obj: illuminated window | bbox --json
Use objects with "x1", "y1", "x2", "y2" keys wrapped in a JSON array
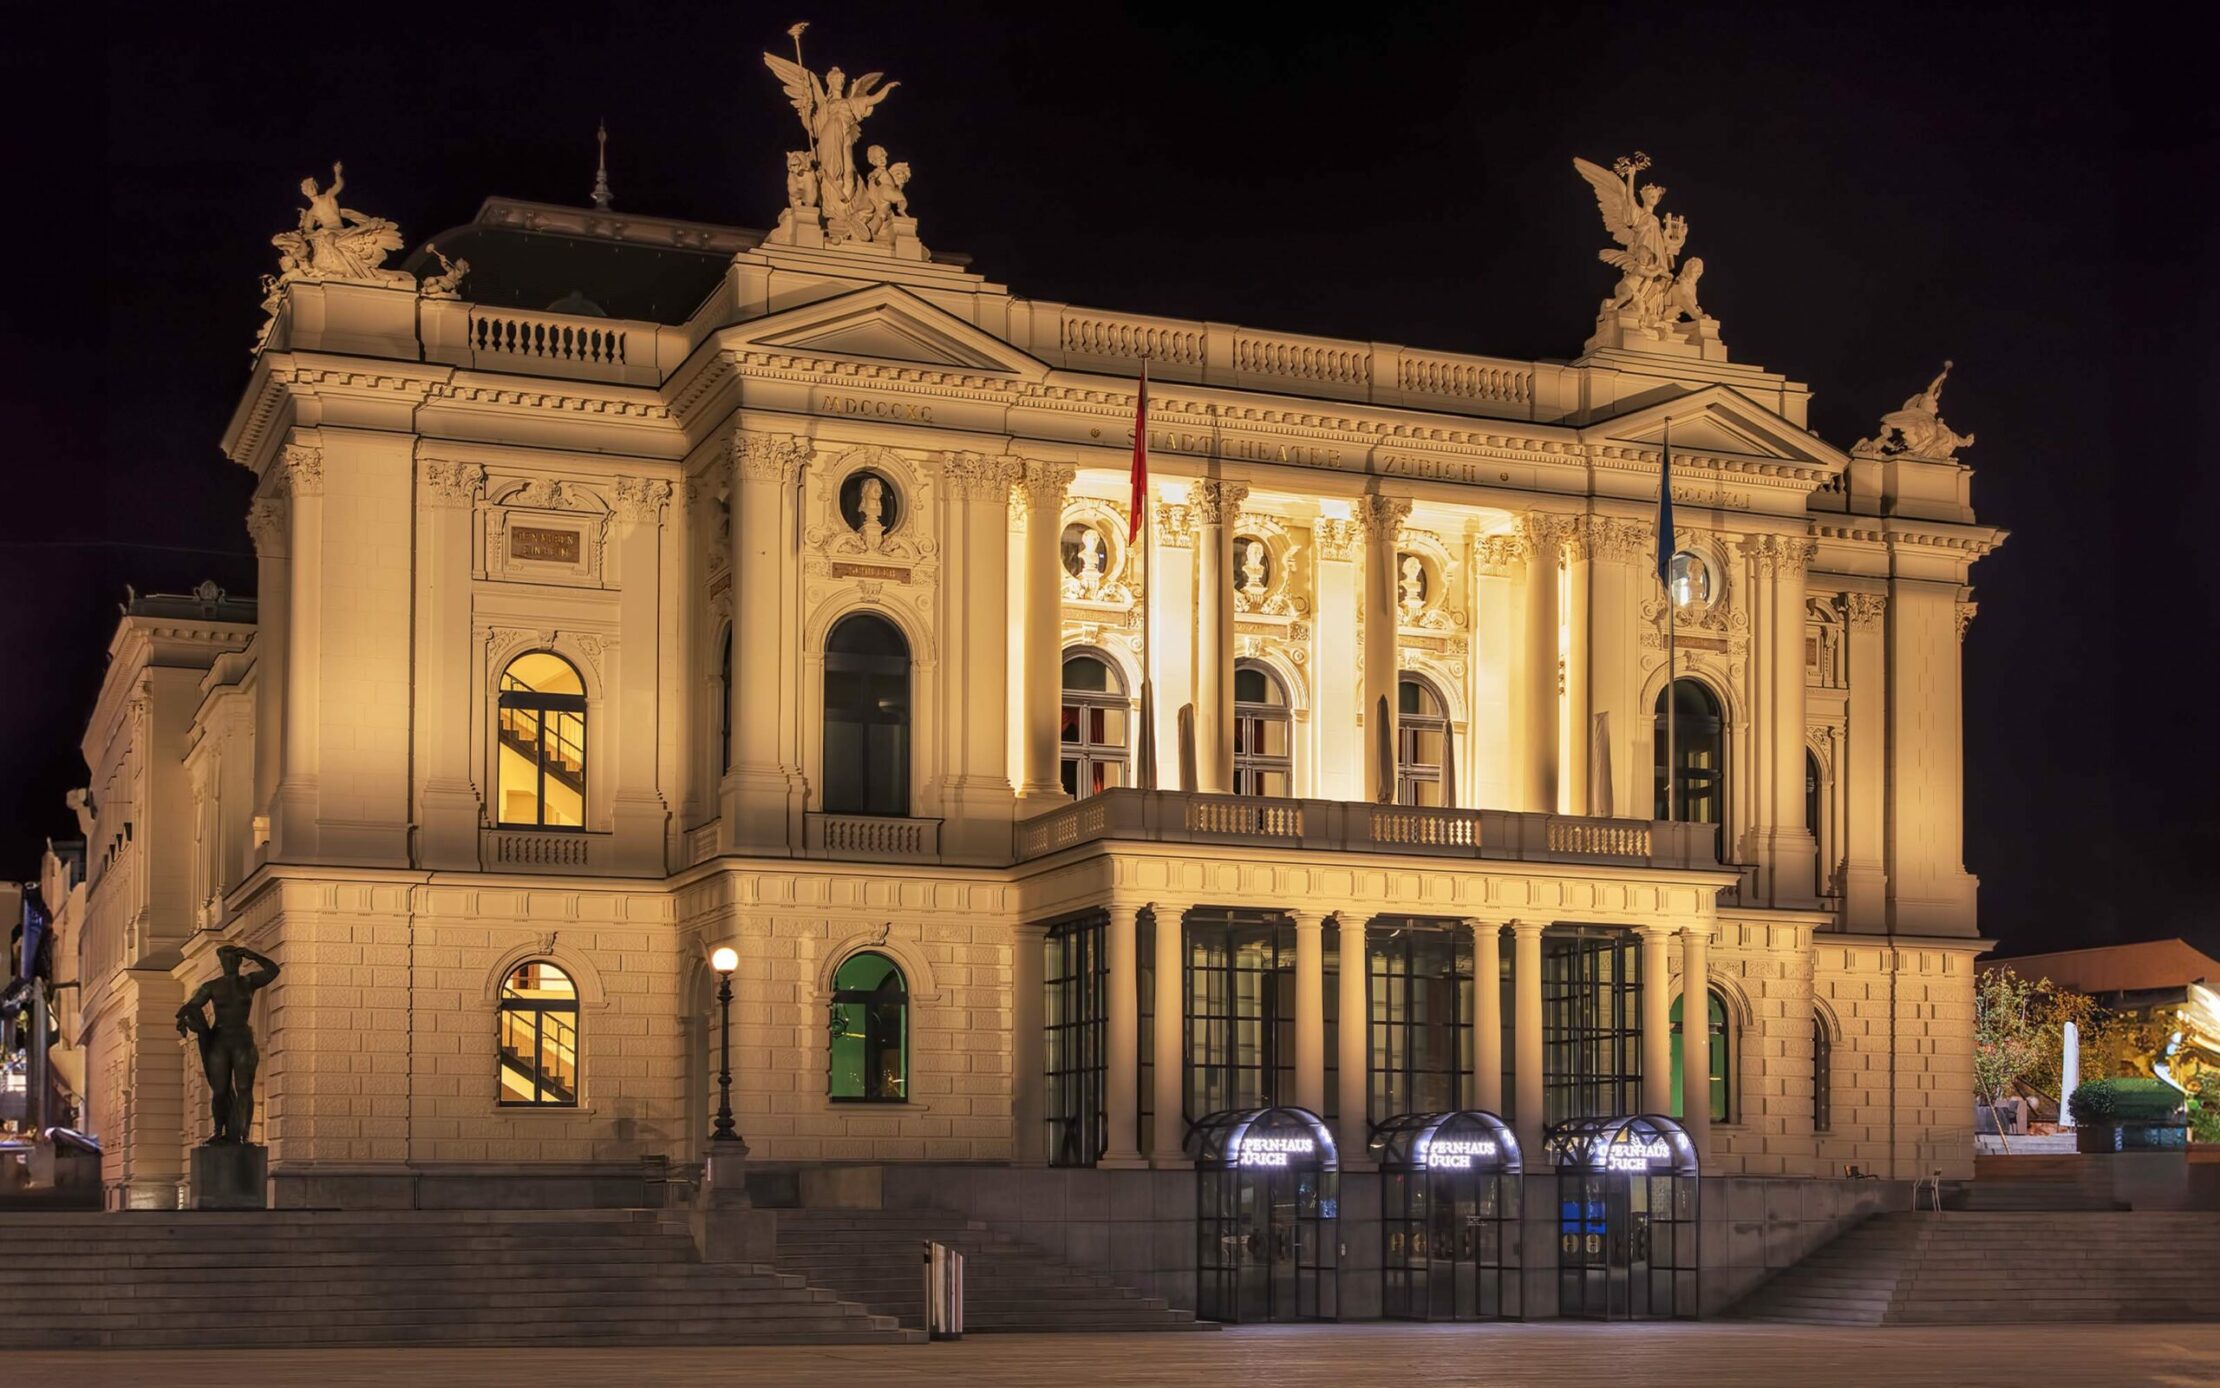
[
  {"x1": 1806, "y1": 749, "x2": 1825, "y2": 895},
  {"x1": 1059, "y1": 652, "x2": 1128, "y2": 799},
  {"x1": 1233, "y1": 661, "x2": 1292, "y2": 797},
  {"x1": 497, "y1": 652, "x2": 586, "y2": 828},
  {"x1": 499, "y1": 961, "x2": 578, "y2": 1106},
  {"x1": 1368, "y1": 921, "x2": 1472, "y2": 1123},
  {"x1": 1396, "y1": 675, "x2": 1450, "y2": 807},
  {"x1": 1668, "y1": 988, "x2": 1732, "y2": 1123},
  {"x1": 1653, "y1": 679, "x2": 1724, "y2": 846},
  {"x1": 823, "y1": 615, "x2": 911, "y2": 817},
  {"x1": 828, "y1": 952, "x2": 908, "y2": 1102},
  {"x1": 1045, "y1": 915, "x2": 1109, "y2": 1167}
]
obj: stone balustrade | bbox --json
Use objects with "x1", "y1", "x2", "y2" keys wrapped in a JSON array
[
  {"x1": 1013, "y1": 789, "x2": 1719, "y2": 871},
  {"x1": 482, "y1": 827, "x2": 607, "y2": 874},
  {"x1": 804, "y1": 812, "x2": 943, "y2": 863}
]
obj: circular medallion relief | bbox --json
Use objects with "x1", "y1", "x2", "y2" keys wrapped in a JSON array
[
  {"x1": 1234, "y1": 535, "x2": 1272, "y2": 594},
  {"x1": 839, "y1": 470, "x2": 901, "y2": 535}
]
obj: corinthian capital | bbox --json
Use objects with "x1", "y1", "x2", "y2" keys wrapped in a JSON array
[
  {"x1": 1742, "y1": 531, "x2": 1816, "y2": 577},
  {"x1": 614, "y1": 475, "x2": 673, "y2": 524},
  {"x1": 940, "y1": 451, "x2": 1026, "y2": 501},
  {"x1": 1016, "y1": 459, "x2": 1076, "y2": 513},
  {"x1": 419, "y1": 458, "x2": 486, "y2": 508},
  {"x1": 1315, "y1": 518, "x2": 1359, "y2": 562},
  {"x1": 246, "y1": 497, "x2": 288, "y2": 557},
  {"x1": 278, "y1": 444, "x2": 324, "y2": 497},
  {"x1": 1189, "y1": 479, "x2": 1251, "y2": 527},
  {"x1": 732, "y1": 431, "x2": 808, "y2": 484},
  {"x1": 1841, "y1": 592, "x2": 1887, "y2": 627},
  {"x1": 1519, "y1": 511, "x2": 1573, "y2": 560},
  {"x1": 1155, "y1": 502, "x2": 1197, "y2": 549}
]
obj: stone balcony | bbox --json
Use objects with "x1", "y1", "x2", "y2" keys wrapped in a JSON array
[{"x1": 1012, "y1": 789, "x2": 1720, "y2": 872}]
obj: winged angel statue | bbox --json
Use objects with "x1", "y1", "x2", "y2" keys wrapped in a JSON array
[
  {"x1": 1573, "y1": 153, "x2": 1706, "y2": 339},
  {"x1": 764, "y1": 24, "x2": 913, "y2": 245}
]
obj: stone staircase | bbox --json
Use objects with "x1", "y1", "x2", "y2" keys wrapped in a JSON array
[
  {"x1": 1733, "y1": 1211, "x2": 2220, "y2": 1324},
  {"x1": 2, "y1": 1209, "x2": 921, "y2": 1348},
  {"x1": 1960, "y1": 1153, "x2": 2125, "y2": 1211},
  {"x1": 773, "y1": 1207, "x2": 1212, "y2": 1332}
]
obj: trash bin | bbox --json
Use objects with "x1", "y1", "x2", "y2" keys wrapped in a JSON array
[{"x1": 923, "y1": 1240, "x2": 964, "y2": 1340}]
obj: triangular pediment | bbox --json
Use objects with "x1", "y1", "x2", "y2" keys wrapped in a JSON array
[
  {"x1": 1588, "y1": 386, "x2": 1847, "y2": 470},
  {"x1": 727, "y1": 284, "x2": 1043, "y2": 376}
]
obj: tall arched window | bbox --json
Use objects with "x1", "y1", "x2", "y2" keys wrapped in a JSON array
[
  {"x1": 823, "y1": 614, "x2": 911, "y2": 817},
  {"x1": 499, "y1": 960, "x2": 578, "y2": 1106},
  {"x1": 828, "y1": 951, "x2": 908, "y2": 1102},
  {"x1": 718, "y1": 624, "x2": 734, "y2": 777},
  {"x1": 1668, "y1": 987, "x2": 1732, "y2": 1123},
  {"x1": 1654, "y1": 679, "x2": 1724, "y2": 831},
  {"x1": 1233, "y1": 660, "x2": 1292, "y2": 797},
  {"x1": 1396, "y1": 675, "x2": 1450, "y2": 807},
  {"x1": 1060, "y1": 652, "x2": 1128, "y2": 799},
  {"x1": 1813, "y1": 1015, "x2": 1832, "y2": 1133},
  {"x1": 497, "y1": 653, "x2": 587, "y2": 828}
]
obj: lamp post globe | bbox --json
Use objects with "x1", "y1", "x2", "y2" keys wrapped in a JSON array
[{"x1": 710, "y1": 947, "x2": 741, "y2": 1144}]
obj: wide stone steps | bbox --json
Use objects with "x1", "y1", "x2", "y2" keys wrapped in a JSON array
[
  {"x1": 773, "y1": 1208, "x2": 1209, "y2": 1333},
  {"x1": 0, "y1": 1210, "x2": 921, "y2": 1348},
  {"x1": 1730, "y1": 1211, "x2": 2220, "y2": 1325}
]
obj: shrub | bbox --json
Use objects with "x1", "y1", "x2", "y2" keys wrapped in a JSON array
[
  {"x1": 2069, "y1": 1078, "x2": 2186, "y2": 1126},
  {"x1": 2190, "y1": 1099, "x2": 2220, "y2": 1145}
]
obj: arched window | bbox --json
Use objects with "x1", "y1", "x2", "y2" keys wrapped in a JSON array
[
  {"x1": 823, "y1": 614, "x2": 910, "y2": 817},
  {"x1": 828, "y1": 951, "x2": 908, "y2": 1102},
  {"x1": 1668, "y1": 987, "x2": 1732, "y2": 1123},
  {"x1": 718, "y1": 624, "x2": 734, "y2": 777},
  {"x1": 1060, "y1": 652, "x2": 1128, "y2": 799},
  {"x1": 499, "y1": 960, "x2": 578, "y2": 1106},
  {"x1": 497, "y1": 653, "x2": 586, "y2": 828},
  {"x1": 1813, "y1": 1016, "x2": 1832, "y2": 1133},
  {"x1": 1805, "y1": 748, "x2": 1824, "y2": 895},
  {"x1": 1233, "y1": 661, "x2": 1292, "y2": 797},
  {"x1": 1654, "y1": 679, "x2": 1724, "y2": 832},
  {"x1": 1396, "y1": 675, "x2": 1450, "y2": 807}
]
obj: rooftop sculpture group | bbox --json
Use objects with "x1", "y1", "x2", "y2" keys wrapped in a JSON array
[
  {"x1": 1852, "y1": 361, "x2": 1976, "y2": 461},
  {"x1": 764, "y1": 23, "x2": 917, "y2": 248},
  {"x1": 1573, "y1": 153, "x2": 1710, "y2": 345},
  {"x1": 252, "y1": 163, "x2": 419, "y2": 351}
]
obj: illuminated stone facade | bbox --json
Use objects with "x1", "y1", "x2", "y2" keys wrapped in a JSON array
[{"x1": 52, "y1": 143, "x2": 1999, "y2": 1212}]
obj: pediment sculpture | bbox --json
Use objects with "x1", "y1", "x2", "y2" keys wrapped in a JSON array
[
  {"x1": 254, "y1": 162, "x2": 412, "y2": 351},
  {"x1": 763, "y1": 23, "x2": 920, "y2": 251},
  {"x1": 1573, "y1": 153, "x2": 1714, "y2": 347},
  {"x1": 1851, "y1": 361, "x2": 1975, "y2": 462}
]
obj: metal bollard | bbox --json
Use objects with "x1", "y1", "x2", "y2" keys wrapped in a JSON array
[{"x1": 923, "y1": 1239, "x2": 965, "y2": 1340}]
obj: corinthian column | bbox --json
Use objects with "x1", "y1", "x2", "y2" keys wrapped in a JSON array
[
  {"x1": 725, "y1": 432, "x2": 808, "y2": 855},
  {"x1": 1360, "y1": 494, "x2": 1412, "y2": 803},
  {"x1": 1017, "y1": 461, "x2": 1075, "y2": 805},
  {"x1": 1190, "y1": 479, "x2": 1246, "y2": 794},
  {"x1": 1518, "y1": 515, "x2": 1567, "y2": 815}
]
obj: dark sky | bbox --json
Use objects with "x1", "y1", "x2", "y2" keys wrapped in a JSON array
[{"x1": 3, "y1": 3, "x2": 2209, "y2": 958}]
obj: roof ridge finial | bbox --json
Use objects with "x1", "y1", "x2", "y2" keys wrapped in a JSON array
[{"x1": 591, "y1": 119, "x2": 613, "y2": 210}]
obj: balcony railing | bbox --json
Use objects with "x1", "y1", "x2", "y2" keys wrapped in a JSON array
[
  {"x1": 483, "y1": 827, "x2": 609, "y2": 875},
  {"x1": 1013, "y1": 790, "x2": 1719, "y2": 871},
  {"x1": 805, "y1": 813, "x2": 943, "y2": 863}
]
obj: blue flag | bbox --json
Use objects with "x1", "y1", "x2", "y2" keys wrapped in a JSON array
[{"x1": 1655, "y1": 419, "x2": 1675, "y2": 590}]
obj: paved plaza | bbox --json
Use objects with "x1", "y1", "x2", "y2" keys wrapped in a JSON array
[{"x1": 22, "y1": 1323, "x2": 2220, "y2": 1387}]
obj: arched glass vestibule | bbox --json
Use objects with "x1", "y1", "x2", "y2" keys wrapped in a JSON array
[
  {"x1": 1375, "y1": 1110, "x2": 1523, "y2": 1320},
  {"x1": 1188, "y1": 1107, "x2": 1339, "y2": 1322},
  {"x1": 1545, "y1": 1114, "x2": 1699, "y2": 1320}
]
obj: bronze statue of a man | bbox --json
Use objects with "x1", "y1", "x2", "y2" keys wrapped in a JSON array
[{"x1": 176, "y1": 944, "x2": 279, "y2": 1145}]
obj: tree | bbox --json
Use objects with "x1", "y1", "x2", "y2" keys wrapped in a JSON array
[{"x1": 1975, "y1": 967, "x2": 2050, "y2": 1124}]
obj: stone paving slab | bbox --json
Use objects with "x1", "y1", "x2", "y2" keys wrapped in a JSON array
[{"x1": 17, "y1": 1322, "x2": 2220, "y2": 1388}]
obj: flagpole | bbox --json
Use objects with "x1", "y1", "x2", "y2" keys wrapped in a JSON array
[
  {"x1": 1134, "y1": 358, "x2": 1157, "y2": 792},
  {"x1": 1663, "y1": 417, "x2": 1677, "y2": 824}
]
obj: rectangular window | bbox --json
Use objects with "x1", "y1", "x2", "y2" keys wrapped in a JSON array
[
  {"x1": 1184, "y1": 913, "x2": 1295, "y2": 1124},
  {"x1": 1542, "y1": 929, "x2": 1641, "y2": 1126},
  {"x1": 1045, "y1": 915, "x2": 1109, "y2": 1167},
  {"x1": 1369, "y1": 921, "x2": 1473, "y2": 1124}
]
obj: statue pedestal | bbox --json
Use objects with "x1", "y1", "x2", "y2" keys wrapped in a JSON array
[
  {"x1": 690, "y1": 1144, "x2": 776, "y2": 1264},
  {"x1": 190, "y1": 1143, "x2": 268, "y2": 1210}
]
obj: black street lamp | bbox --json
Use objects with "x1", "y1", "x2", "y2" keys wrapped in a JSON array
[{"x1": 710, "y1": 946, "x2": 740, "y2": 1144}]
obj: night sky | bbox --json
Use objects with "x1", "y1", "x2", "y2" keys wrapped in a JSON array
[{"x1": 4, "y1": 4, "x2": 2209, "y2": 958}]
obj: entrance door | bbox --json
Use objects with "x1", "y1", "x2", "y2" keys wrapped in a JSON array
[
  {"x1": 1192, "y1": 1106, "x2": 1340, "y2": 1323},
  {"x1": 1234, "y1": 1161, "x2": 1334, "y2": 1321}
]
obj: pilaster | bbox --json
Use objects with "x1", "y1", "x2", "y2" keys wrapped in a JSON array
[
  {"x1": 1840, "y1": 593, "x2": 1889, "y2": 930},
  {"x1": 935, "y1": 452, "x2": 1024, "y2": 858},
  {"x1": 1016, "y1": 461, "x2": 1075, "y2": 804},
  {"x1": 1190, "y1": 480, "x2": 1246, "y2": 794},
  {"x1": 611, "y1": 475, "x2": 674, "y2": 873},
  {"x1": 723, "y1": 432, "x2": 810, "y2": 855},
  {"x1": 412, "y1": 457, "x2": 486, "y2": 869},
  {"x1": 1359, "y1": 495, "x2": 1412, "y2": 803}
]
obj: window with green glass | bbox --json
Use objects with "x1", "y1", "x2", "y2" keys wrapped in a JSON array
[
  {"x1": 1668, "y1": 988, "x2": 1731, "y2": 1123},
  {"x1": 828, "y1": 951, "x2": 908, "y2": 1102}
]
